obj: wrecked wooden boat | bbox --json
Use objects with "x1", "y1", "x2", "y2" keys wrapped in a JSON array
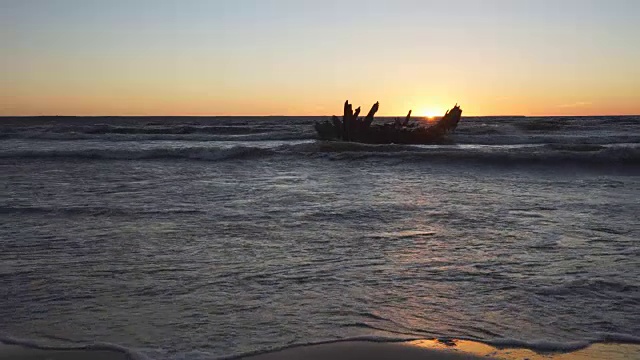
[{"x1": 314, "y1": 101, "x2": 462, "y2": 144}]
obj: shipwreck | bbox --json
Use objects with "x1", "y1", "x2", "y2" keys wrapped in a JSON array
[{"x1": 315, "y1": 101, "x2": 462, "y2": 144}]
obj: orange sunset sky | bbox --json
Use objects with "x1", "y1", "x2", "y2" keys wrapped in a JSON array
[{"x1": 2, "y1": 0, "x2": 639, "y2": 117}]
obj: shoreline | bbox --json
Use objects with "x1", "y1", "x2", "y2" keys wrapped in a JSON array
[
  {"x1": 0, "y1": 344, "x2": 133, "y2": 360},
  {"x1": 242, "y1": 339, "x2": 640, "y2": 360},
  {"x1": 2, "y1": 338, "x2": 639, "y2": 360}
]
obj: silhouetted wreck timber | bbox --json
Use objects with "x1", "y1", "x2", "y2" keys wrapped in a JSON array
[{"x1": 315, "y1": 101, "x2": 462, "y2": 144}]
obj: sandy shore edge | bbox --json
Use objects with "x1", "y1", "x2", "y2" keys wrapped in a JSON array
[
  {"x1": 2, "y1": 339, "x2": 639, "y2": 360},
  {"x1": 242, "y1": 340, "x2": 488, "y2": 359},
  {"x1": 0, "y1": 344, "x2": 132, "y2": 360}
]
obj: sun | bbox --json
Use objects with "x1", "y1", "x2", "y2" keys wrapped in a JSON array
[{"x1": 419, "y1": 108, "x2": 442, "y2": 119}]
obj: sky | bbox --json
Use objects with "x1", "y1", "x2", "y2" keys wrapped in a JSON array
[{"x1": 2, "y1": 0, "x2": 639, "y2": 116}]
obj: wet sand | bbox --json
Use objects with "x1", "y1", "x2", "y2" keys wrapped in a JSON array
[
  {"x1": 244, "y1": 339, "x2": 640, "y2": 360},
  {"x1": 243, "y1": 340, "x2": 487, "y2": 359},
  {"x1": 0, "y1": 344, "x2": 132, "y2": 360},
  {"x1": 2, "y1": 339, "x2": 639, "y2": 360}
]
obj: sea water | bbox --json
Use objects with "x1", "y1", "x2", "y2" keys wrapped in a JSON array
[{"x1": 1, "y1": 115, "x2": 639, "y2": 359}]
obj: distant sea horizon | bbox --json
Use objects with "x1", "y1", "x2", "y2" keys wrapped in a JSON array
[{"x1": 3, "y1": 114, "x2": 640, "y2": 119}]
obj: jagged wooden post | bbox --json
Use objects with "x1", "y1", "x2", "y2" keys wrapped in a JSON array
[
  {"x1": 343, "y1": 101, "x2": 354, "y2": 141},
  {"x1": 353, "y1": 107, "x2": 361, "y2": 120},
  {"x1": 363, "y1": 102, "x2": 380, "y2": 128},
  {"x1": 350, "y1": 106, "x2": 361, "y2": 140},
  {"x1": 402, "y1": 110, "x2": 412, "y2": 126}
]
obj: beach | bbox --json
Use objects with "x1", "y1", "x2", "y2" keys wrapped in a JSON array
[{"x1": 2, "y1": 339, "x2": 640, "y2": 359}]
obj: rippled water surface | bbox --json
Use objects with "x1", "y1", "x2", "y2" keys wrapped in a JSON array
[{"x1": 1, "y1": 116, "x2": 639, "y2": 359}]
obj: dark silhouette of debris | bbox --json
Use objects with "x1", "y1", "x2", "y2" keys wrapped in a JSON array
[{"x1": 315, "y1": 101, "x2": 462, "y2": 144}]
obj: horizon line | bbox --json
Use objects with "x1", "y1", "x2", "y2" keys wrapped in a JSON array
[{"x1": 1, "y1": 113, "x2": 639, "y2": 118}]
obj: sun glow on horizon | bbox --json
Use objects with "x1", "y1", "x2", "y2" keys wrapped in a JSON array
[{"x1": 419, "y1": 108, "x2": 443, "y2": 119}]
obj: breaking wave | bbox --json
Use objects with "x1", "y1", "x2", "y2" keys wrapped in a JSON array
[
  {"x1": 452, "y1": 133, "x2": 640, "y2": 145},
  {"x1": 1, "y1": 142, "x2": 639, "y2": 165},
  {"x1": 0, "y1": 146, "x2": 276, "y2": 161},
  {"x1": 0, "y1": 130, "x2": 314, "y2": 142}
]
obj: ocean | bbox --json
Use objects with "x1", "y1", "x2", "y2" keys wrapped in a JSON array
[{"x1": 1, "y1": 115, "x2": 639, "y2": 359}]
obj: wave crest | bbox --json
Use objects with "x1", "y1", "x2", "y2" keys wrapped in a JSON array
[
  {"x1": 1, "y1": 142, "x2": 638, "y2": 165},
  {"x1": 0, "y1": 146, "x2": 275, "y2": 161},
  {"x1": 0, "y1": 130, "x2": 314, "y2": 142}
]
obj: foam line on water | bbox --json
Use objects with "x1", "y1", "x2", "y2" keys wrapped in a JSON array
[
  {"x1": 0, "y1": 334, "x2": 150, "y2": 360},
  {"x1": 1, "y1": 141, "x2": 639, "y2": 165}
]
